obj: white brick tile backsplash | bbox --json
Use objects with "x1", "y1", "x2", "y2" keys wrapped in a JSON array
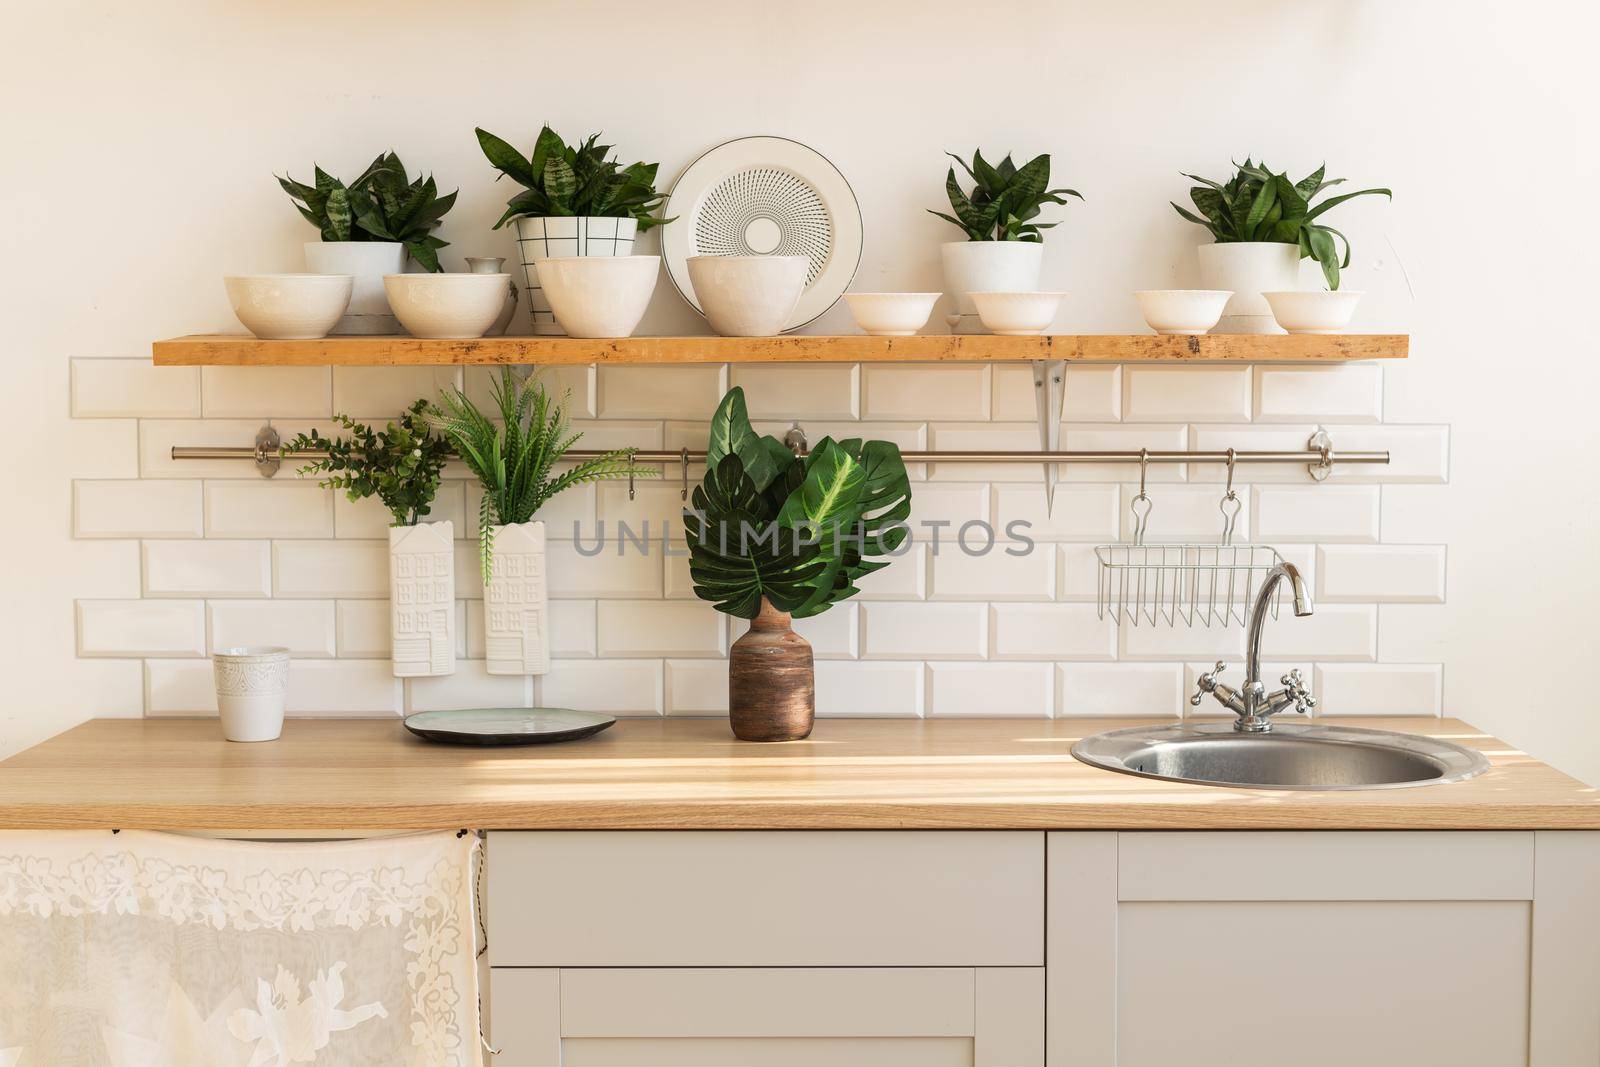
[
  {"x1": 1253, "y1": 484, "x2": 1380, "y2": 542},
  {"x1": 335, "y1": 484, "x2": 465, "y2": 538},
  {"x1": 274, "y1": 540, "x2": 388, "y2": 597},
  {"x1": 205, "y1": 482, "x2": 334, "y2": 538},
  {"x1": 909, "y1": 483, "x2": 990, "y2": 529},
  {"x1": 1260, "y1": 604, "x2": 1377, "y2": 661},
  {"x1": 67, "y1": 420, "x2": 139, "y2": 479},
  {"x1": 991, "y1": 364, "x2": 1121, "y2": 422},
  {"x1": 65, "y1": 541, "x2": 142, "y2": 599},
  {"x1": 1379, "y1": 485, "x2": 1450, "y2": 543},
  {"x1": 731, "y1": 363, "x2": 860, "y2": 419},
  {"x1": 1123, "y1": 365, "x2": 1252, "y2": 423},
  {"x1": 1188, "y1": 424, "x2": 1324, "y2": 483},
  {"x1": 78, "y1": 600, "x2": 205, "y2": 657},
  {"x1": 862, "y1": 602, "x2": 986, "y2": 659},
  {"x1": 928, "y1": 423, "x2": 1038, "y2": 482},
  {"x1": 665, "y1": 659, "x2": 728, "y2": 715},
  {"x1": 407, "y1": 660, "x2": 530, "y2": 713},
  {"x1": 75, "y1": 480, "x2": 203, "y2": 538},
  {"x1": 992, "y1": 484, "x2": 1119, "y2": 541},
  {"x1": 1119, "y1": 483, "x2": 1251, "y2": 541},
  {"x1": 927, "y1": 662, "x2": 1053, "y2": 717},
  {"x1": 597, "y1": 600, "x2": 727, "y2": 657},
  {"x1": 201, "y1": 366, "x2": 332, "y2": 417},
  {"x1": 209, "y1": 600, "x2": 336, "y2": 657},
  {"x1": 139, "y1": 419, "x2": 331, "y2": 479},
  {"x1": 854, "y1": 544, "x2": 927, "y2": 600},
  {"x1": 991, "y1": 603, "x2": 1116, "y2": 660},
  {"x1": 335, "y1": 600, "x2": 392, "y2": 657},
  {"x1": 1315, "y1": 663, "x2": 1443, "y2": 717},
  {"x1": 862, "y1": 363, "x2": 990, "y2": 420},
  {"x1": 1063, "y1": 424, "x2": 1188, "y2": 482},
  {"x1": 1318, "y1": 544, "x2": 1445, "y2": 603},
  {"x1": 145, "y1": 659, "x2": 217, "y2": 714},
  {"x1": 1255, "y1": 365, "x2": 1382, "y2": 423},
  {"x1": 1058, "y1": 662, "x2": 1186, "y2": 717},
  {"x1": 568, "y1": 418, "x2": 664, "y2": 452},
  {"x1": 142, "y1": 540, "x2": 271, "y2": 597},
  {"x1": 1120, "y1": 622, "x2": 1243, "y2": 662},
  {"x1": 1377, "y1": 604, "x2": 1450, "y2": 662},
  {"x1": 1057, "y1": 543, "x2": 1102, "y2": 601},
  {"x1": 930, "y1": 543, "x2": 1054, "y2": 600},
  {"x1": 598, "y1": 365, "x2": 724, "y2": 418},
  {"x1": 71, "y1": 359, "x2": 198, "y2": 418},
  {"x1": 1327, "y1": 424, "x2": 1449, "y2": 483},
  {"x1": 548, "y1": 539, "x2": 663, "y2": 598},
  {"x1": 332, "y1": 367, "x2": 460, "y2": 417},
  {"x1": 539, "y1": 659, "x2": 664, "y2": 715},
  {"x1": 815, "y1": 661, "x2": 924, "y2": 717},
  {"x1": 287, "y1": 660, "x2": 402, "y2": 715},
  {"x1": 791, "y1": 603, "x2": 858, "y2": 659},
  {"x1": 67, "y1": 659, "x2": 144, "y2": 718},
  {"x1": 547, "y1": 599, "x2": 598, "y2": 658}
]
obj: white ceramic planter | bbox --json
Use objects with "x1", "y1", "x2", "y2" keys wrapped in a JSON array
[
  {"x1": 384, "y1": 273, "x2": 509, "y2": 339},
  {"x1": 940, "y1": 241, "x2": 1043, "y2": 334},
  {"x1": 686, "y1": 255, "x2": 808, "y2": 337},
  {"x1": 212, "y1": 646, "x2": 290, "y2": 742},
  {"x1": 223, "y1": 274, "x2": 352, "y2": 340},
  {"x1": 485, "y1": 520, "x2": 550, "y2": 676},
  {"x1": 514, "y1": 216, "x2": 639, "y2": 335},
  {"x1": 1196, "y1": 242, "x2": 1302, "y2": 334},
  {"x1": 536, "y1": 255, "x2": 661, "y2": 338},
  {"x1": 389, "y1": 521, "x2": 456, "y2": 678},
  {"x1": 1262, "y1": 290, "x2": 1364, "y2": 334},
  {"x1": 303, "y1": 241, "x2": 407, "y2": 334}
]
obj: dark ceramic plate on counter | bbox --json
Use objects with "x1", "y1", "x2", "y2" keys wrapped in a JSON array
[{"x1": 403, "y1": 708, "x2": 616, "y2": 746}]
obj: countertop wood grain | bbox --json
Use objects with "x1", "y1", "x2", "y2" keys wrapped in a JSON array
[{"x1": 0, "y1": 717, "x2": 1593, "y2": 831}]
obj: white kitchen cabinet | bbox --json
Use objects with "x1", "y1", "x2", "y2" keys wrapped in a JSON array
[
  {"x1": 489, "y1": 966, "x2": 1043, "y2": 1066},
  {"x1": 1047, "y1": 831, "x2": 1600, "y2": 1067}
]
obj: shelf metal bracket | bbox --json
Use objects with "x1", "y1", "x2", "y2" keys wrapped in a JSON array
[
  {"x1": 1307, "y1": 427, "x2": 1335, "y2": 482},
  {"x1": 254, "y1": 425, "x2": 281, "y2": 479},
  {"x1": 1033, "y1": 360, "x2": 1066, "y2": 514}
]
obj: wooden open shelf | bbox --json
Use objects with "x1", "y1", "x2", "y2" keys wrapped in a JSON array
[{"x1": 152, "y1": 333, "x2": 1407, "y2": 367}]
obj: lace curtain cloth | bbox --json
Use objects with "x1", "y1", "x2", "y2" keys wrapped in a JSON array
[{"x1": 0, "y1": 830, "x2": 481, "y2": 1066}]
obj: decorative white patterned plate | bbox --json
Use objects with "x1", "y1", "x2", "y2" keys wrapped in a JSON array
[{"x1": 662, "y1": 136, "x2": 862, "y2": 331}]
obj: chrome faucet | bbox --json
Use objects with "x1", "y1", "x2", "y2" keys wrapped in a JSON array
[{"x1": 1190, "y1": 561, "x2": 1318, "y2": 732}]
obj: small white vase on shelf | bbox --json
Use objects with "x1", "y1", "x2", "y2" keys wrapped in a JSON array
[
  {"x1": 1197, "y1": 242, "x2": 1302, "y2": 334},
  {"x1": 466, "y1": 256, "x2": 520, "y2": 336},
  {"x1": 514, "y1": 216, "x2": 639, "y2": 335},
  {"x1": 389, "y1": 521, "x2": 456, "y2": 678},
  {"x1": 484, "y1": 520, "x2": 550, "y2": 676},
  {"x1": 212, "y1": 647, "x2": 290, "y2": 743},
  {"x1": 940, "y1": 241, "x2": 1043, "y2": 333},
  {"x1": 302, "y1": 241, "x2": 407, "y2": 334}
]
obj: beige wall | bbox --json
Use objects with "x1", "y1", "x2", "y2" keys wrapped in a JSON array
[{"x1": 3, "y1": 1, "x2": 1597, "y2": 781}]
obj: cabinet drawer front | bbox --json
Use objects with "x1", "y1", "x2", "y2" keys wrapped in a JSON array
[{"x1": 487, "y1": 830, "x2": 1043, "y2": 966}]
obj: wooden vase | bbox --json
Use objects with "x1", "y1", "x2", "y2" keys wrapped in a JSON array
[{"x1": 728, "y1": 598, "x2": 815, "y2": 742}]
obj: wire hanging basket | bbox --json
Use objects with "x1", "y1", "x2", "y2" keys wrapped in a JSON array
[{"x1": 1096, "y1": 450, "x2": 1285, "y2": 627}]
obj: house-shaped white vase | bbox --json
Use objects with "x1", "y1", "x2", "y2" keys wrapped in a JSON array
[
  {"x1": 388, "y1": 520, "x2": 456, "y2": 678},
  {"x1": 485, "y1": 520, "x2": 551, "y2": 676}
]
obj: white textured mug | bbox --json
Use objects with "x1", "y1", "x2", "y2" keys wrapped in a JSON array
[{"x1": 212, "y1": 646, "x2": 290, "y2": 742}]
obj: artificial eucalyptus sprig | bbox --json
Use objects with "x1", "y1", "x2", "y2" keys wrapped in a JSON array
[
  {"x1": 475, "y1": 125, "x2": 672, "y2": 232},
  {"x1": 930, "y1": 148, "x2": 1082, "y2": 242},
  {"x1": 281, "y1": 400, "x2": 454, "y2": 527},
  {"x1": 1171, "y1": 160, "x2": 1391, "y2": 290},
  {"x1": 277, "y1": 152, "x2": 457, "y2": 271},
  {"x1": 429, "y1": 368, "x2": 656, "y2": 582}
]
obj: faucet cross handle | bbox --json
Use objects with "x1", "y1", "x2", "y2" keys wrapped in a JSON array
[
  {"x1": 1280, "y1": 669, "x2": 1318, "y2": 715},
  {"x1": 1190, "y1": 661, "x2": 1228, "y2": 706}
]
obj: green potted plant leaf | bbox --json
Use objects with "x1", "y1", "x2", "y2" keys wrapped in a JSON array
[
  {"x1": 429, "y1": 369, "x2": 655, "y2": 676},
  {"x1": 930, "y1": 148, "x2": 1082, "y2": 333},
  {"x1": 683, "y1": 388, "x2": 912, "y2": 741},
  {"x1": 476, "y1": 126, "x2": 670, "y2": 335},
  {"x1": 279, "y1": 152, "x2": 458, "y2": 333},
  {"x1": 1172, "y1": 160, "x2": 1389, "y2": 332},
  {"x1": 281, "y1": 400, "x2": 456, "y2": 678}
]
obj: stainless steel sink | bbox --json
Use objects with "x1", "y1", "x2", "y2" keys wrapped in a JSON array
[{"x1": 1071, "y1": 721, "x2": 1491, "y2": 790}]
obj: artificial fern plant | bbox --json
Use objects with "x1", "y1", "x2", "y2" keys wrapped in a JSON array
[
  {"x1": 278, "y1": 152, "x2": 457, "y2": 271},
  {"x1": 281, "y1": 400, "x2": 453, "y2": 526},
  {"x1": 476, "y1": 125, "x2": 671, "y2": 232},
  {"x1": 1171, "y1": 160, "x2": 1390, "y2": 290},
  {"x1": 930, "y1": 148, "x2": 1082, "y2": 241},
  {"x1": 429, "y1": 369, "x2": 653, "y2": 581},
  {"x1": 683, "y1": 388, "x2": 912, "y2": 621}
]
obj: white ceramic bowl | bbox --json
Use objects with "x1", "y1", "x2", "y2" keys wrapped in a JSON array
[
  {"x1": 687, "y1": 255, "x2": 808, "y2": 337},
  {"x1": 969, "y1": 291, "x2": 1068, "y2": 336},
  {"x1": 223, "y1": 274, "x2": 353, "y2": 340},
  {"x1": 1262, "y1": 290, "x2": 1364, "y2": 334},
  {"x1": 537, "y1": 256, "x2": 661, "y2": 338},
  {"x1": 1134, "y1": 290, "x2": 1233, "y2": 335},
  {"x1": 384, "y1": 273, "x2": 510, "y2": 339},
  {"x1": 842, "y1": 293, "x2": 941, "y2": 336}
]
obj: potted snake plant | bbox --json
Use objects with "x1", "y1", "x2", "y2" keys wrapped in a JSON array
[
  {"x1": 930, "y1": 148, "x2": 1082, "y2": 333},
  {"x1": 683, "y1": 388, "x2": 912, "y2": 741},
  {"x1": 1172, "y1": 160, "x2": 1390, "y2": 332}
]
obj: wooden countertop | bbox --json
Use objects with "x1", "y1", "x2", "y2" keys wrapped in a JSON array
[{"x1": 0, "y1": 717, "x2": 1594, "y2": 831}]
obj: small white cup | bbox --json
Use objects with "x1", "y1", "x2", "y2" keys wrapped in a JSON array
[{"x1": 212, "y1": 646, "x2": 290, "y2": 742}]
